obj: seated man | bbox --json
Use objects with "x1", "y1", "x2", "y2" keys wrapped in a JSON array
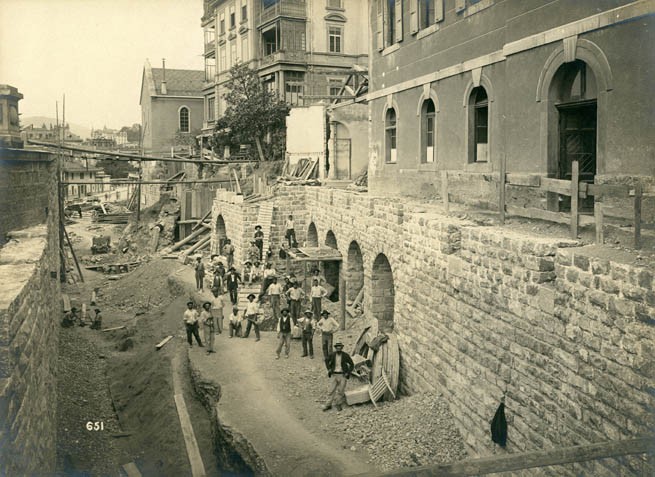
[{"x1": 243, "y1": 261, "x2": 254, "y2": 285}]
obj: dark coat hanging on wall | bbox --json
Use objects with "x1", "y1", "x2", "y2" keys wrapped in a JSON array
[{"x1": 490, "y1": 402, "x2": 508, "y2": 447}]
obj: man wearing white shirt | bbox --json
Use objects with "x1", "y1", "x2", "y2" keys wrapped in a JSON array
[
  {"x1": 266, "y1": 277, "x2": 283, "y2": 322},
  {"x1": 183, "y1": 301, "x2": 203, "y2": 347},
  {"x1": 275, "y1": 308, "x2": 293, "y2": 359},
  {"x1": 243, "y1": 293, "x2": 261, "y2": 341},
  {"x1": 317, "y1": 310, "x2": 339, "y2": 360},
  {"x1": 310, "y1": 279, "x2": 328, "y2": 320},
  {"x1": 210, "y1": 289, "x2": 225, "y2": 333}
]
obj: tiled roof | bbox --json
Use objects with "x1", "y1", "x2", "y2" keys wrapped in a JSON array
[
  {"x1": 63, "y1": 162, "x2": 101, "y2": 172},
  {"x1": 151, "y1": 68, "x2": 205, "y2": 96}
]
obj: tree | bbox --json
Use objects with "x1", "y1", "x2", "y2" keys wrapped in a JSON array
[
  {"x1": 210, "y1": 63, "x2": 290, "y2": 160},
  {"x1": 119, "y1": 124, "x2": 142, "y2": 143}
]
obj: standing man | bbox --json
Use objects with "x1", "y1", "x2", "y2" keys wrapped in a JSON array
[
  {"x1": 266, "y1": 276, "x2": 283, "y2": 323},
  {"x1": 310, "y1": 279, "x2": 328, "y2": 320},
  {"x1": 275, "y1": 308, "x2": 293, "y2": 359},
  {"x1": 183, "y1": 301, "x2": 203, "y2": 347},
  {"x1": 285, "y1": 214, "x2": 297, "y2": 248},
  {"x1": 225, "y1": 267, "x2": 242, "y2": 305},
  {"x1": 286, "y1": 281, "x2": 304, "y2": 325},
  {"x1": 90, "y1": 309, "x2": 103, "y2": 330},
  {"x1": 300, "y1": 309, "x2": 315, "y2": 358},
  {"x1": 317, "y1": 310, "x2": 339, "y2": 361},
  {"x1": 254, "y1": 225, "x2": 264, "y2": 261},
  {"x1": 210, "y1": 288, "x2": 225, "y2": 333},
  {"x1": 200, "y1": 302, "x2": 216, "y2": 354},
  {"x1": 323, "y1": 342, "x2": 354, "y2": 412},
  {"x1": 260, "y1": 263, "x2": 277, "y2": 301},
  {"x1": 248, "y1": 241, "x2": 260, "y2": 265},
  {"x1": 222, "y1": 239, "x2": 235, "y2": 270},
  {"x1": 243, "y1": 293, "x2": 261, "y2": 341},
  {"x1": 194, "y1": 256, "x2": 206, "y2": 291}
]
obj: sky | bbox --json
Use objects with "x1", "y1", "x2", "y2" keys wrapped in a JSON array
[{"x1": 0, "y1": 0, "x2": 205, "y2": 131}]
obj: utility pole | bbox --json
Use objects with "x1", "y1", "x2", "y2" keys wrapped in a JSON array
[
  {"x1": 137, "y1": 122, "x2": 146, "y2": 224},
  {"x1": 56, "y1": 99, "x2": 66, "y2": 282}
]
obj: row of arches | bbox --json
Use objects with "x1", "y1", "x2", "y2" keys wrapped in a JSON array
[{"x1": 213, "y1": 214, "x2": 397, "y2": 332}]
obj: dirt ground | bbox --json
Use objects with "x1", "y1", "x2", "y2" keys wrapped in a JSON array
[{"x1": 56, "y1": 214, "x2": 219, "y2": 477}]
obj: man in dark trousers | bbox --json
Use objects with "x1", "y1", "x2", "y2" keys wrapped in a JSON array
[
  {"x1": 225, "y1": 266, "x2": 242, "y2": 305},
  {"x1": 275, "y1": 308, "x2": 293, "y2": 359},
  {"x1": 183, "y1": 301, "x2": 203, "y2": 347},
  {"x1": 300, "y1": 309, "x2": 315, "y2": 358},
  {"x1": 322, "y1": 342, "x2": 354, "y2": 412},
  {"x1": 254, "y1": 225, "x2": 264, "y2": 261},
  {"x1": 194, "y1": 256, "x2": 206, "y2": 291}
]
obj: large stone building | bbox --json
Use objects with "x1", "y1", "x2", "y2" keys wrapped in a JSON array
[
  {"x1": 209, "y1": 2, "x2": 655, "y2": 474},
  {"x1": 199, "y1": 0, "x2": 369, "y2": 141},
  {"x1": 367, "y1": 0, "x2": 654, "y2": 211}
]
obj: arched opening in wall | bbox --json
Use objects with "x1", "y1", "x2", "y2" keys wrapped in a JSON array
[
  {"x1": 216, "y1": 214, "x2": 227, "y2": 254},
  {"x1": 371, "y1": 253, "x2": 394, "y2": 333},
  {"x1": 346, "y1": 241, "x2": 364, "y2": 304},
  {"x1": 549, "y1": 59, "x2": 597, "y2": 213},
  {"x1": 324, "y1": 230, "x2": 339, "y2": 301},
  {"x1": 306, "y1": 222, "x2": 318, "y2": 247}
]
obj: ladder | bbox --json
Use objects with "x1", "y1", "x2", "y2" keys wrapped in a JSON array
[{"x1": 256, "y1": 202, "x2": 274, "y2": 256}]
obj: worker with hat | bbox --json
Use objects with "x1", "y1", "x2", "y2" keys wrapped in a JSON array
[
  {"x1": 225, "y1": 266, "x2": 242, "y2": 305},
  {"x1": 275, "y1": 308, "x2": 293, "y2": 359},
  {"x1": 90, "y1": 308, "x2": 103, "y2": 330},
  {"x1": 254, "y1": 224, "x2": 264, "y2": 261},
  {"x1": 317, "y1": 309, "x2": 339, "y2": 361},
  {"x1": 323, "y1": 342, "x2": 354, "y2": 412},
  {"x1": 200, "y1": 301, "x2": 216, "y2": 354},
  {"x1": 183, "y1": 301, "x2": 203, "y2": 347},
  {"x1": 299, "y1": 309, "x2": 316, "y2": 358},
  {"x1": 243, "y1": 293, "x2": 261, "y2": 341}
]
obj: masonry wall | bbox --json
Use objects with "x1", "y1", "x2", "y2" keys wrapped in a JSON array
[
  {"x1": 211, "y1": 185, "x2": 654, "y2": 473},
  {"x1": 0, "y1": 153, "x2": 60, "y2": 474},
  {"x1": 0, "y1": 149, "x2": 54, "y2": 245}
]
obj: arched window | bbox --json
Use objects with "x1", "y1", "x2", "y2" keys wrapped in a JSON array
[
  {"x1": 421, "y1": 99, "x2": 436, "y2": 163},
  {"x1": 385, "y1": 108, "x2": 397, "y2": 163},
  {"x1": 468, "y1": 87, "x2": 488, "y2": 163},
  {"x1": 179, "y1": 107, "x2": 190, "y2": 133}
]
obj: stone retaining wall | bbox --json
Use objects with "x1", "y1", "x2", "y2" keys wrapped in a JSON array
[{"x1": 211, "y1": 185, "x2": 654, "y2": 474}]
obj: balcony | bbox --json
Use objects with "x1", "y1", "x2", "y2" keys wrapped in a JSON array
[
  {"x1": 258, "y1": 0, "x2": 306, "y2": 27},
  {"x1": 260, "y1": 50, "x2": 306, "y2": 67}
]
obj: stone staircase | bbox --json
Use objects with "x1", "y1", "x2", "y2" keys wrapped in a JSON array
[{"x1": 256, "y1": 202, "x2": 274, "y2": 257}]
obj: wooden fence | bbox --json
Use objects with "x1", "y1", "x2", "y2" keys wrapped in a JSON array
[{"x1": 441, "y1": 161, "x2": 654, "y2": 248}]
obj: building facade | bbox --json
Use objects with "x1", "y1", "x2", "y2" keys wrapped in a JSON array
[
  {"x1": 366, "y1": 0, "x2": 655, "y2": 211},
  {"x1": 62, "y1": 162, "x2": 108, "y2": 200},
  {"x1": 200, "y1": 0, "x2": 369, "y2": 143}
]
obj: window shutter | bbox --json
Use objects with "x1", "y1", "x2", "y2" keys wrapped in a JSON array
[
  {"x1": 376, "y1": 0, "x2": 384, "y2": 50},
  {"x1": 455, "y1": 0, "x2": 466, "y2": 13},
  {"x1": 409, "y1": 0, "x2": 418, "y2": 34},
  {"x1": 395, "y1": 0, "x2": 403, "y2": 43},
  {"x1": 436, "y1": 0, "x2": 444, "y2": 22}
]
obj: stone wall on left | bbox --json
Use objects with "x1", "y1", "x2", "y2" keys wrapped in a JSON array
[{"x1": 0, "y1": 148, "x2": 60, "y2": 475}]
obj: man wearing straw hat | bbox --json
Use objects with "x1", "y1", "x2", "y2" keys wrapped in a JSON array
[
  {"x1": 200, "y1": 301, "x2": 216, "y2": 354},
  {"x1": 322, "y1": 342, "x2": 354, "y2": 412}
]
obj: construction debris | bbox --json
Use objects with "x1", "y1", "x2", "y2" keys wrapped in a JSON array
[
  {"x1": 277, "y1": 157, "x2": 321, "y2": 185},
  {"x1": 155, "y1": 336, "x2": 174, "y2": 350},
  {"x1": 102, "y1": 326, "x2": 126, "y2": 332}
]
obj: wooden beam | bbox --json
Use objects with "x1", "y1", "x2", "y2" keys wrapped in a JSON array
[
  {"x1": 354, "y1": 437, "x2": 655, "y2": 477},
  {"x1": 174, "y1": 393, "x2": 207, "y2": 477},
  {"x1": 634, "y1": 183, "x2": 642, "y2": 250},
  {"x1": 102, "y1": 325, "x2": 126, "y2": 332},
  {"x1": 156, "y1": 335, "x2": 174, "y2": 350},
  {"x1": 506, "y1": 206, "x2": 570, "y2": 225},
  {"x1": 586, "y1": 184, "x2": 631, "y2": 199},
  {"x1": 595, "y1": 199, "x2": 604, "y2": 244},
  {"x1": 499, "y1": 156, "x2": 506, "y2": 224},
  {"x1": 62, "y1": 179, "x2": 231, "y2": 185},
  {"x1": 570, "y1": 161, "x2": 579, "y2": 239},
  {"x1": 505, "y1": 174, "x2": 541, "y2": 187},
  {"x1": 192, "y1": 210, "x2": 212, "y2": 232},
  {"x1": 541, "y1": 177, "x2": 572, "y2": 196},
  {"x1": 62, "y1": 294, "x2": 71, "y2": 313},
  {"x1": 121, "y1": 462, "x2": 143, "y2": 477},
  {"x1": 61, "y1": 219, "x2": 84, "y2": 283}
]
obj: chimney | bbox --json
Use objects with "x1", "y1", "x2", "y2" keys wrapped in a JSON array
[{"x1": 161, "y1": 58, "x2": 167, "y2": 95}]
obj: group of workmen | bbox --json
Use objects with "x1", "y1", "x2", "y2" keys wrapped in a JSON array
[
  {"x1": 183, "y1": 221, "x2": 353, "y2": 411},
  {"x1": 62, "y1": 306, "x2": 102, "y2": 330}
]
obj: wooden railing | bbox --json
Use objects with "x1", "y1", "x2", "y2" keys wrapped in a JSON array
[
  {"x1": 355, "y1": 437, "x2": 654, "y2": 477},
  {"x1": 441, "y1": 161, "x2": 654, "y2": 248}
]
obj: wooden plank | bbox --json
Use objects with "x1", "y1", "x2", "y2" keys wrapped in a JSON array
[
  {"x1": 587, "y1": 183, "x2": 631, "y2": 198},
  {"x1": 570, "y1": 161, "x2": 579, "y2": 239},
  {"x1": 62, "y1": 220, "x2": 84, "y2": 283},
  {"x1": 541, "y1": 177, "x2": 572, "y2": 196},
  {"x1": 595, "y1": 201, "x2": 604, "y2": 245},
  {"x1": 192, "y1": 210, "x2": 212, "y2": 232},
  {"x1": 506, "y1": 173, "x2": 541, "y2": 187},
  {"x1": 355, "y1": 437, "x2": 655, "y2": 477},
  {"x1": 122, "y1": 462, "x2": 143, "y2": 477},
  {"x1": 102, "y1": 325, "x2": 126, "y2": 332},
  {"x1": 506, "y1": 206, "x2": 570, "y2": 225},
  {"x1": 578, "y1": 215, "x2": 595, "y2": 227},
  {"x1": 174, "y1": 393, "x2": 207, "y2": 477},
  {"x1": 634, "y1": 184, "x2": 642, "y2": 250},
  {"x1": 499, "y1": 155, "x2": 506, "y2": 224},
  {"x1": 602, "y1": 205, "x2": 632, "y2": 221},
  {"x1": 62, "y1": 294, "x2": 71, "y2": 313},
  {"x1": 156, "y1": 335, "x2": 174, "y2": 350},
  {"x1": 441, "y1": 171, "x2": 449, "y2": 212}
]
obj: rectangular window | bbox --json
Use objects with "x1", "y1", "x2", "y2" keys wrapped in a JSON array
[
  {"x1": 419, "y1": 0, "x2": 435, "y2": 29},
  {"x1": 205, "y1": 57, "x2": 216, "y2": 81},
  {"x1": 0, "y1": 104, "x2": 3, "y2": 124},
  {"x1": 327, "y1": 0, "x2": 343, "y2": 7},
  {"x1": 219, "y1": 47, "x2": 226, "y2": 71},
  {"x1": 230, "y1": 12, "x2": 236, "y2": 29},
  {"x1": 328, "y1": 79, "x2": 342, "y2": 97},
  {"x1": 220, "y1": 15, "x2": 225, "y2": 35},
  {"x1": 475, "y1": 103, "x2": 488, "y2": 162},
  {"x1": 241, "y1": 36, "x2": 248, "y2": 60},
  {"x1": 207, "y1": 97, "x2": 215, "y2": 121},
  {"x1": 387, "y1": 0, "x2": 395, "y2": 46},
  {"x1": 205, "y1": 26, "x2": 215, "y2": 46},
  {"x1": 285, "y1": 71, "x2": 304, "y2": 106},
  {"x1": 328, "y1": 26, "x2": 342, "y2": 53},
  {"x1": 378, "y1": 0, "x2": 402, "y2": 49},
  {"x1": 242, "y1": 5, "x2": 247, "y2": 21}
]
